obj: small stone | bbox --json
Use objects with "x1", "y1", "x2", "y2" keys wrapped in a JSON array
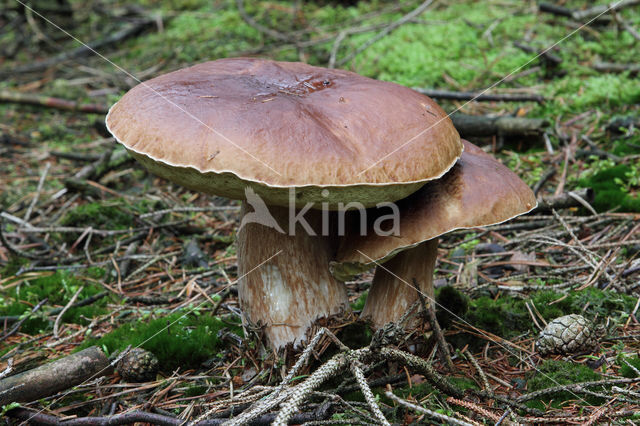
[
  {"x1": 117, "y1": 348, "x2": 159, "y2": 382},
  {"x1": 535, "y1": 314, "x2": 599, "y2": 356}
]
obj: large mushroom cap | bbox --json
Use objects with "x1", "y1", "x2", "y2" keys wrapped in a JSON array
[
  {"x1": 106, "y1": 58, "x2": 462, "y2": 207},
  {"x1": 333, "y1": 140, "x2": 536, "y2": 277}
]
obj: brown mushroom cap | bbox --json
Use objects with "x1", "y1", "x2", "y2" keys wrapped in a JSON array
[
  {"x1": 106, "y1": 58, "x2": 462, "y2": 207},
  {"x1": 332, "y1": 140, "x2": 536, "y2": 277}
]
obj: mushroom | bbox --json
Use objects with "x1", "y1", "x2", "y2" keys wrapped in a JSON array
[
  {"x1": 332, "y1": 140, "x2": 537, "y2": 328},
  {"x1": 105, "y1": 58, "x2": 463, "y2": 349}
]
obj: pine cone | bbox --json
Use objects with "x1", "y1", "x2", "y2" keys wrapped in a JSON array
[
  {"x1": 117, "y1": 348, "x2": 159, "y2": 382},
  {"x1": 535, "y1": 314, "x2": 598, "y2": 356}
]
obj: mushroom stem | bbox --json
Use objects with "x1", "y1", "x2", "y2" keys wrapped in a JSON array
[
  {"x1": 361, "y1": 238, "x2": 438, "y2": 328},
  {"x1": 237, "y1": 204, "x2": 349, "y2": 349}
]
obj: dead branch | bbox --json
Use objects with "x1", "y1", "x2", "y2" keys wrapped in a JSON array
[
  {"x1": 593, "y1": 62, "x2": 640, "y2": 73},
  {"x1": 417, "y1": 286, "x2": 454, "y2": 371},
  {"x1": 0, "y1": 90, "x2": 108, "y2": 114},
  {"x1": 0, "y1": 18, "x2": 154, "y2": 76},
  {"x1": 0, "y1": 346, "x2": 112, "y2": 405},
  {"x1": 539, "y1": 0, "x2": 640, "y2": 21},
  {"x1": 513, "y1": 41, "x2": 562, "y2": 66},
  {"x1": 0, "y1": 130, "x2": 33, "y2": 147},
  {"x1": 52, "y1": 285, "x2": 84, "y2": 339},
  {"x1": 517, "y1": 377, "x2": 640, "y2": 403},
  {"x1": 0, "y1": 298, "x2": 48, "y2": 341},
  {"x1": 533, "y1": 188, "x2": 595, "y2": 213},
  {"x1": 572, "y1": 0, "x2": 640, "y2": 21},
  {"x1": 414, "y1": 89, "x2": 545, "y2": 103},
  {"x1": 450, "y1": 113, "x2": 549, "y2": 137},
  {"x1": 4, "y1": 404, "x2": 332, "y2": 425},
  {"x1": 385, "y1": 391, "x2": 475, "y2": 426}
]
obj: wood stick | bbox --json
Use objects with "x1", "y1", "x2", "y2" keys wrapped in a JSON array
[
  {"x1": 593, "y1": 62, "x2": 640, "y2": 73},
  {"x1": 0, "y1": 346, "x2": 112, "y2": 405},
  {"x1": 414, "y1": 88, "x2": 545, "y2": 103},
  {"x1": 450, "y1": 113, "x2": 549, "y2": 137},
  {"x1": 0, "y1": 90, "x2": 108, "y2": 114},
  {"x1": 513, "y1": 41, "x2": 562, "y2": 66},
  {"x1": 533, "y1": 188, "x2": 595, "y2": 213},
  {"x1": 539, "y1": 0, "x2": 640, "y2": 22},
  {"x1": 4, "y1": 405, "x2": 332, "y2": 425}
]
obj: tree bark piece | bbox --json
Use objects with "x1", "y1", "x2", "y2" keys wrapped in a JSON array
[
  {"x1": 237, "y1": 205, "x2": 349, "y2": 349},
  {"x1": 0, "y1": 346, "x2": 111, "y2": 405},
  {"x1": 362, "y1": 239, "x2": 438, "y2": 328},
  {"x1": 450, "y1": 113, "x2": 549, "y2": 138}
]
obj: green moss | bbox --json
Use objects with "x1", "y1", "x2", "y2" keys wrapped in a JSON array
[
  {"x1": 617, "y1": 355, "x2": 640, "y2": 378},
  {"x1": 0, "y1": 270, "x2": 109, "y2": 335},
  {"x1": 350, "y1": 291, "x2": 368, "y2": 311},
  {"x1": 183, "y1": 384, "x2": 207, "y2": 397},
  {"x1": 60, "y1": 201, "x2": 133, "y2": 229},
  {"x1": 578, "y1": 165, "x2": 640, "y2": 212},
  {"x1": 79, "y1": 310, "x2": 243, "y2": 371},
  {"x1": 0, "y1": 256, "x2": 29, "y2": 277},
  {"x1": 452, "y1": 288, "x2": 635, "y2": 348},
  {"x1": 532, "y1": 288, "x2": 636, "y2": 321},
  {"x1": 526, "y1": 360, "x2": 601, "y2": 409}
]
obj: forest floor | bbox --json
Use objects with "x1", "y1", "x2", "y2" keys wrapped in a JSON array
[{"x1": 1, "y1": 0, "x2": 640, "y2": 424}]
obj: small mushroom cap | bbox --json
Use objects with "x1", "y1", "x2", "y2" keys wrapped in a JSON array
[
  {"x1": 106, "y1": 58, "x2": 461, "y2": 207},
  {"x1": 332, "y1": 140, "x2": 536, "y2": 277}
]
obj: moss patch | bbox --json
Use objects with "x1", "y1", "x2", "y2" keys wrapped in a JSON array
[
  {"x1": 526, "y1": 360, "x2": 601, "y2": 409},
  {"x1": 451, "y1": 288, "x2": 635, "y2": 348},
  {"x1": 578, "y1": 164, "x2": 640, "y2": 212},
  {"x1": 618, "y1": 355, "x2": 640, "y2": 378},
  {"x1": 0, "y1": 269, "x2": 108, "y2": 335},
  {"x1": 79, "y1": 310, "x2": 243, "y2": 371},
  {"x1": 60, "y1": 201, "x2": 134, "y2": 229}
]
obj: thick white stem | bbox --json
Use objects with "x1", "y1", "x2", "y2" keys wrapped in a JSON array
[
  {"x1": 361, "y1": 239, "x2": 438, "y2": 328},
  {"x1": 237, "y1": 204, "x2": 349, "y2": 349}
]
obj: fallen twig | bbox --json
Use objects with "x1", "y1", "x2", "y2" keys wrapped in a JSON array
[
  {"x1": 418, "y1": 286, "x2": 454, "y2": 370},
  {"x1": 513, "y1": 41, "x2": 562, "y2": 67},
  {"x1": 533, "y1": 188, "x2": 595, "y2": 213},
  {"x1": 52, "y1": 285, "x2": 84, "y2": 340},
  {"x1": 385, "y1": 391, "x2": 475, "y2": 426},
  {"x1": 0, "y1": 90, "x2": 108, "y2": 114},
  {"x1": 593, "y1": 61, "x2": 640, "y2": 73},
  {"x1": 539, "y1": 0, "x2": 640, "y2": 21},
  {"x1": 0, "y1": 298, "x2": 48, "y2": 342},
  {"x1": 414, "y1": 89, "x2": 545, "y2": 103},
  {"x1": 0, "y1": 18, "x2": 154, "y2": 76},
  {"x1": 0, "y1": 346, "x2": 111, "y2": 406},
  {"x1": 450, "y1": 113, "x2": 549, "y2": 138},
  {"x1": 517, "y1": 377, "x2": 640, "y2": 402},
  {"x1": 5, "y1": 405, "x2": 332, "y2": 425}
]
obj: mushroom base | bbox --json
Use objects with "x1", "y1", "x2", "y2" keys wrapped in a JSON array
[
  {"x1": 361, "y1": 239, "x2": 438, "y2": 329},
  {"x1": 237, "y1": 204, "x2": 349, "y2": 349}
]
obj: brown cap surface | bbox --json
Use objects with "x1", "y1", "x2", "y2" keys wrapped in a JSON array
[
  {"x1": 333, "y1": 140, "x2": 536, "y2": 276},
  {"x1": 106, "y1": 58, "x2": 461, "y2": 206}
]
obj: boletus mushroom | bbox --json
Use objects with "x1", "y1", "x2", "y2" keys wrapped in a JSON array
[
  {"x1": 105, "y1": 58, "x2": 463, "y2": 349},
  {"x1": 332, "y1": 140, "x2": 537, "y2": 328}
]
